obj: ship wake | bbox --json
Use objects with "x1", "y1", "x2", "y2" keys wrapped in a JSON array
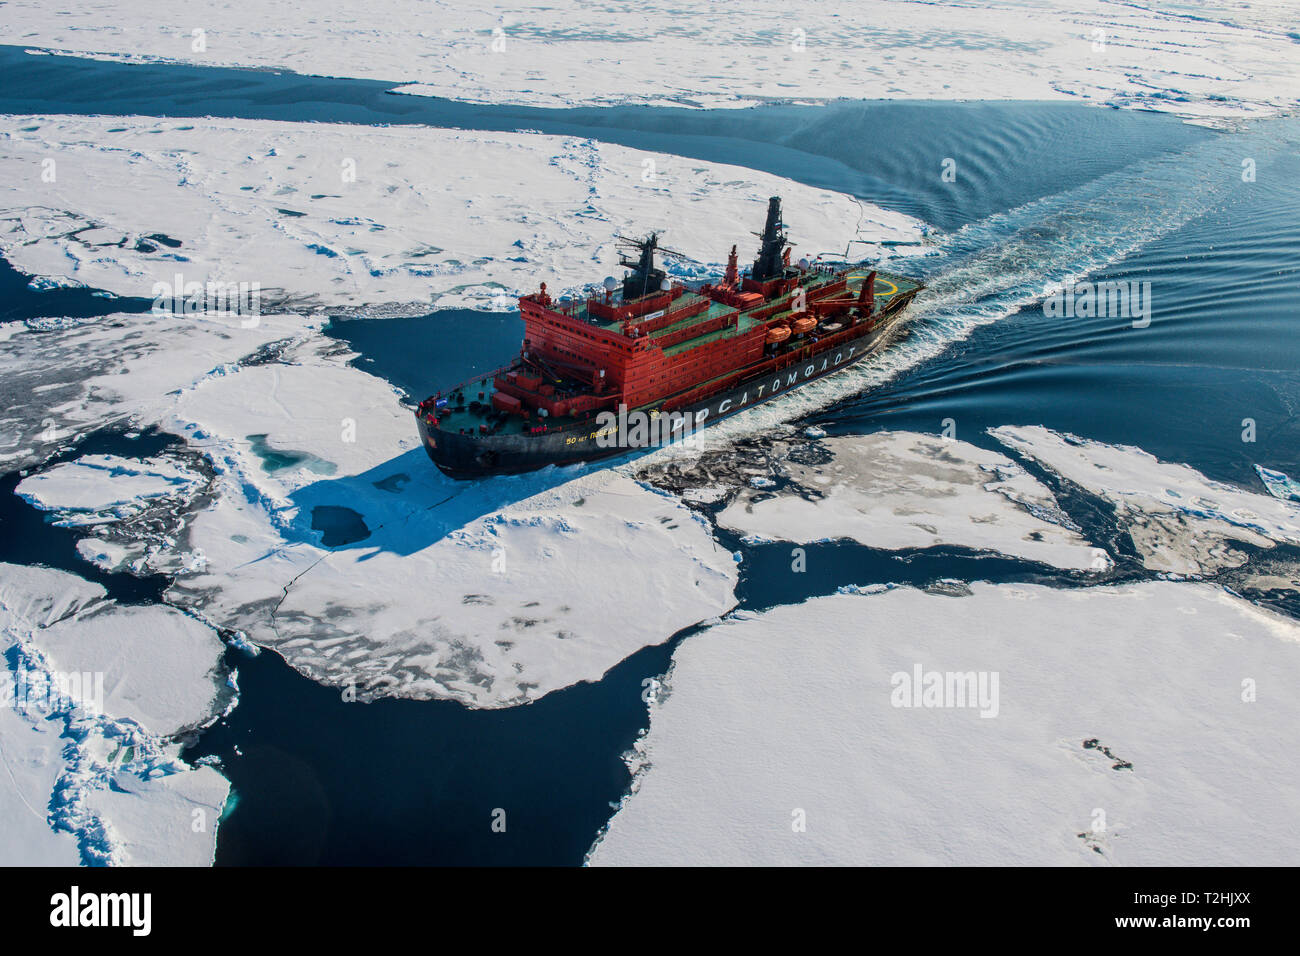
[{"x1": 627, "y1": 118, "x2": 1298, "y2": 468}]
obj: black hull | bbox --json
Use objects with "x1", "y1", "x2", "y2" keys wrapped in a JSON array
[{"x1": 419, "y1": 319, "x2": 902, "y2": 478}]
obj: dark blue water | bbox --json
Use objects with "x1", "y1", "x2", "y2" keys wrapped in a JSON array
[
  {"x1": 0, "y1": 256, "x2": 153, "y2": 324},
  {"x1": 191, "y1": 633, "x2": 678, "y2": 866},
  {"x1": 4, "y1": 49, "x2": 1299, "y2": 865},
  {"x1": 0, "y1": 430, "x2": 176, "y2": 604},
  {"x1": 325, "y1": 310, "x2": 524, "y2": 399},
  {"x1": 830, "y1": 143, "x2": 1300, "y2": 490},
  {"x1": 309, "y1": 505, "x2": 370, "y2": 547}
]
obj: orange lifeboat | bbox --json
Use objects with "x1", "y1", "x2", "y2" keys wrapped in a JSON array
[
  {"x1": 791, "y1": 314, "x2": 817, "y2": 336},
  {"x1": 765, "y1": 325, "x2": 791, "y2": 345}
]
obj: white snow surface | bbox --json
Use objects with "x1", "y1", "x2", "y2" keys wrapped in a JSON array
[
  {"x1": 32, "y1": 602, "x2": 226, "y2": 736},
  {"x1": 0, "y1": 113, "x2": 921, "y2": 310},
  {"x1": 83, "y1": 765, "x2": 230, "y2": 867},
  {"x1": 991, "y1": 426, "x2": 1300, "y2": 576},
  {"x1": 0, "y1": 563, "x2": 230, "y2": 865},
  {"x1": 4, "y1": 1, "x2": 1298, "y2": 121},
  {"x1": 590, "y1": 581, "x2": 1300, "y2": 866},
  {"x1": 715, "y1": 431, "x2": 1104, "y2": 570},
  {"x1": 0, "y1": 307, "x2": 303, "y2": 473},
  {"x1": 0, "y1": 700, "x2": 83, "y2": 865},
  {"x1": 0, "y1": 571, "x2": 102, "y2": 866},
  {"x1": 16, "y1": 454, "x2": 203, "y2": 524}
]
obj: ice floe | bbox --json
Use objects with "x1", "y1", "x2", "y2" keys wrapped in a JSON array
[
  {"x1": 2, "y1": 299, "x2": 740, "y2": 708},
  {"x1": 991, "y1": 426, "x2": 1300, "y2": 576},
  {"x1": 589, "y1": 581, "x2": 1300, "y2": 865},
  {"x1": 646, "y1": 431, "x2": 1105, "y2": 571},
  {"x1": 0, "y1": 113, "x2": 921, "y2": 310},
  {"x1": 1256, "y1": 465, "x2": 1300, "y2": 504},
  {"x1": 16, "y1": 454, "x2": 204, "y2": 524},
  {"x1": 0, "y1": 563, "x2": 231, "y2": 865},
  {"x1": 6, "y1": 1, "x2": 1299, "y2": 122},
  {"x1": 0, "y1": 307, "x2": 303, "y2": 473},
  {"x1": 31, "y1": 601, "x2": 227, "y2": 735}
]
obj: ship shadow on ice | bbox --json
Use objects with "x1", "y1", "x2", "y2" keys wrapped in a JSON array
[{"x1": 281, "y1": 444, "x2": 626, "y2": 559}]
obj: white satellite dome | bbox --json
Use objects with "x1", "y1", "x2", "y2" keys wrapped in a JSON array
[
  {"x1": 661, "y1": 278, "x2": 672, "y2": 291},
  {"x1": 798, "y1": 257, "x2": 810, "y2": 270},
  {"x1": 603, "y1": 276, "x2": 618, "y2": 291}
]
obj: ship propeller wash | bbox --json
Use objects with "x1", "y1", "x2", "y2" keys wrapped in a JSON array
[{"x1": 417, "y1": 197, "x2": 923, "y2": 477}]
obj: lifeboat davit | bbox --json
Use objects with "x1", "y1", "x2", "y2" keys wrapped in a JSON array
[
  {"x1": 791, "y1": 315, "x2": 817, "y2": 336},
  {"x1": 765, "y1": 325, "x2": 792, "y2": 345}
]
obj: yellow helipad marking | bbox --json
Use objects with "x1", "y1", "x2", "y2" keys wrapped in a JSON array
[{"x1": 848, "y1": 273, "x2": 898, "y2": 297}]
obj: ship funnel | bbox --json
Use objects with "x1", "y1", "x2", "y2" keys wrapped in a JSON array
[{"x1": 751, "y1": 196, "x2": 789, "y2": 283}]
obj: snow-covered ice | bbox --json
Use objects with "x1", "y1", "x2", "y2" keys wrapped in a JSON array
[
  {"x1": 991, "y1": 426, "x2": 1300, "y2": 576},
  {"x1": 1256, "y1": 465, "x2": 1300, "y2": 504},
  {"x1": 0, "y1": 307, "x2": 302, "y2": 473},
  {"x1": 0, "y1": 699, "x2": 83, "y2": 866},
  {"x1": 83, "y1": 764, "x2": 231, "y2": 867},
  {"x1": 4, "y1": 1, "x2": 1298, "y2": 122},
  {"x1": 16, "y1": 454, "x2": 204, "y2": 525},
  {"x1": 711, "y1": 431, "x2": 1104, "y2": 570},
  {"x1": 31, "y1": 601, "x2": 227, "y2": 735},
  {"x1": 0, "y1": 113, "x2": 922, "y2": 311},
  {"x1": 589, "y1": 581, "x2": 1300, "y2": 866},
  {"x1": 0, "y1": 563, "x2": 230, "y2": 865}
]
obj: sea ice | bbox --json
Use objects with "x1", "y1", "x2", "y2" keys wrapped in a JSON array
[
  {"x1": 31, "y1": 602, "x2": 227, "y2": 735},
  {"x1": 589, "y1": 581, "x2": 1300, "y2": 865},
  {"x1": 83, "y1": 765, "x2": 231, "y2": 867},
  {"x1": 991, "y1": 426, "x2": 1300, "y2": 576},
  {"x1": 16, "y1": 454, "x2": 204, "y2": 524},
  {"x1": 4, "y1": 1, "x2": 1297, "y2": 122},
  {"x1": 0, "y1": 307, "x2": 301, "y2": 473},
  {"x1": 654, "y1": 431, "x2": 1105, "y2": 571},
  {"x1": 0, "y1": 114, "x2": 922, "y2": 311},
  {"x1": 0, "y1": 563, "x2": 230, "y2": 865},
  {"x1": 1256, "y1": 465, "x2": 1300, "y2": 504}
]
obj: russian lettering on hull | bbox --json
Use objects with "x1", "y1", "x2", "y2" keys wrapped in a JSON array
[{"x1": 422, "y1": 328, "x2": 886, "y2": 477}]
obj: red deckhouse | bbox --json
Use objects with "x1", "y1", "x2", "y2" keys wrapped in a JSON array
[{"x1": 498, "y1": 198, "x2": 900, "y2": 420}]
